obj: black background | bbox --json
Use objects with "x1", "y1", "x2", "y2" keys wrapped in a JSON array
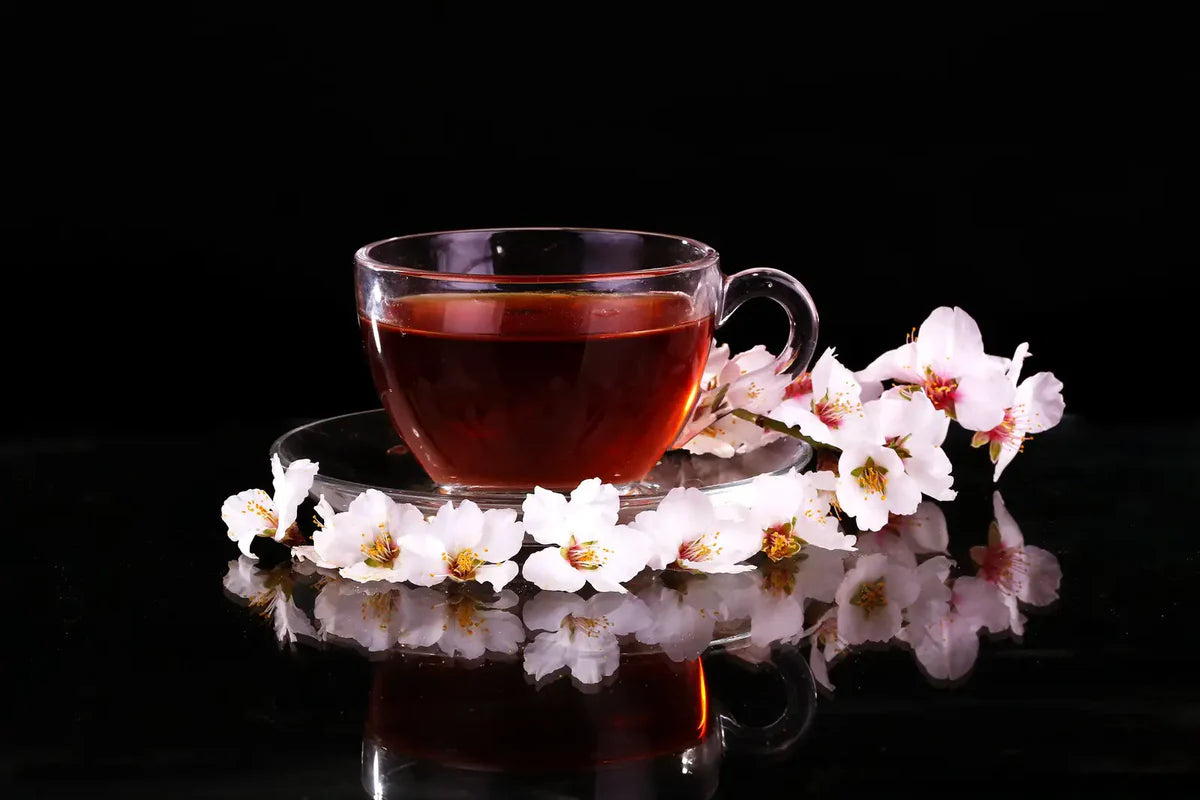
[{"x1": 4, "y1": 6, "x2": 1195, "y2": 436}]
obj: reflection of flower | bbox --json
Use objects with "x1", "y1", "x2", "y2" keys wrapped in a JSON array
[
  {"x1": 634, "y1": 577, "x2": 742, "y2": 661},
  {"x1": 522, "y1": 592, "x2": 651, "y2": 684},
  {"x1": 972, "y1": 344, "x2": 1066, "y2": 480},
  {"x1": 971, "y1": 492, "x2": 1062, "y2": 635},
  {"x1": 412, "y1": 500, "x2": 523, "y2": 591},
  {"x1": 679, "y1": 344, "x2": 790, "y2": 457},
  {"x1": 306, "y1": 489, "x2": 441, "y2": 584},
  {"x1": 899, "y1": 575, "x2": 1009, "y2": 681},
  {"x1": 721, "y1": 469, "x2": 856, "y2": 559},
  {"x1": 223, "y1": 557, "x2": 316, "y2": 643},
  {"x1": 806, "y1": 608, "x2": 846, "y2": 691},
  {"x1": 835, "y1": 445, "x2": 921, "y2": 532},
  {"x1": 521, "y1": 480, "x2": 650, "y2": 593},
  {"x1": 743, "y1": 549, "x2": 848, "y2": 647},
  {"x1": 221, "y1": 455, "x2": 319, "y2": 558},
  {"x1": 854, "y1": 501, "x2": 949, "y2": 568},
  {"x1": 313, "y1": 580, "x2": 424, "y2": 652},
  {"x1": 857, "y1": 306, "x2": 1015, "y2": 432},
  {"x1": 834, "y1": 553, "x2": 921, "y2": 644},
  {"x1": 434, "y1": 590, "x2": 525, "y2": 660},
  {"x1": 633, "y1": 488, "x2": 760, "y2": 574},
  {"x1": 773, "y1": 348, "x2": 864, "y2": 447}
]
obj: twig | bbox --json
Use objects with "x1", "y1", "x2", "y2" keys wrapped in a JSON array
[{"x1": 730, "y1": 409, "x2": 828, "y2": 450}]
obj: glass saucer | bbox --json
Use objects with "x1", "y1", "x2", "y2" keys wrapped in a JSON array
[{"x1": 270, "y1": 409, "x2": 812, "y2": 516}]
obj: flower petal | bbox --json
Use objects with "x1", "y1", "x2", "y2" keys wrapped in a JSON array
[
  {"x1": 522, "y1": 546, "x2": 587, "y2": 592},
  {"x1": 474, "y1": 561, "x2": 519, "y2": 592},
  {"x1": 477, "y1": 508, "x2": 525, "y2": 562}
]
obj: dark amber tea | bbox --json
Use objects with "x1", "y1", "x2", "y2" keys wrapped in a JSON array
[{"x1": 361, "y1": 291, "x2": 714, "y2": 489}]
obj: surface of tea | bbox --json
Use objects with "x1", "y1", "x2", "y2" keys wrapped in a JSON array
[{"x1": 361, "y1": 291, "x2": 714, "y2": 489}]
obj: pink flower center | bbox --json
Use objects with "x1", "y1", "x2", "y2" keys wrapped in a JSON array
[
  {"x1": 970, "y1": 540, "x2": 1028, "y2": 595},
  {"x1": 565, "y1": 537, "x2": 605, "y2": 570},
  {"x1": 362, "y1": 528, "x2": 400, "y2": 567},
  {"x1": 446, "y1": 549, "x2": 483, "y2": 580},
  {"x1": 812, "y1": 391, "x2": 855, "y2": 429},
  {"x1": 678, "y1": 535, "x2": 716, "y2": 563},
  {"x1": 785, "y1": 372, "x2": 813, "y2": 399},
  {"x1": 922, "y1": 367, "x2": 959, "y2": 414},
  {"x1": 761, "y1": 519, "x2": 802, "y2": 561}
]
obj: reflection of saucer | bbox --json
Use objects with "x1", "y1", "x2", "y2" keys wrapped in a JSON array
[{"x1": 270, "y1": 409, "x2": 812, "y2": 514}]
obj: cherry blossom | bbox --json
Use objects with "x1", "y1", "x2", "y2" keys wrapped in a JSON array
[
  {"x1": 857, "y1": 306, "x2": 1015, "y2": 432},
  {"x1": 522, "y1": 592, "x2": 651, "y2": 684},
  {"x1": 805, "y1": 608, "x2": 846, "y2": 691},
  {"x1": 854, "y1": 501, "x2": 950, "y2": 568},
  {"x1": 971, "y1": 492, "x2": 1062, "y2": 635},
  {"x1": 223, "y1": 557, "x2": 316, "y2": 644},
  {"x1": 221, "y1": 455, "x2": 319, "y2": 558},
  {"x1": 521, "y1": 479, "x2": 650, "y2": 593},
  {"x1": 742, "y1": 549, "x2": 848, "y2": 647},
  {"x1": 409, "y1": 500, "x2": 523, "y2": 591},
  {"x1": 835, "y1": 445, "x2": 922, "y2": 532},
  {"x1": 308, "y1": 489, "x2": 443, "y2": 584},
  {"x1": 720, "y1": 469, "x2": 855, "y2": 560},
  {"x1": 632, "y1": 487, "x2": 760, "y2": 574},
  {"x1": 773, "y1": 348, "x2": 865, "y2": 447},
  {"x1": 834, "y1": 553, "x2": 921, "y2": 644},
  {"x1": 678, "y1": 344, "x2": 790, "y2": 457},
  {"x1": 859, "y1": 391, "x2": 957, "y2": 501},
  {"x1": 971, "y1": 343, "x2": 1066, "y2": 480}
]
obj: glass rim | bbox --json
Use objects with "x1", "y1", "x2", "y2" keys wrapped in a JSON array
[{"x1": 354, "y1": 226, "x2": 720, "y2": 283}]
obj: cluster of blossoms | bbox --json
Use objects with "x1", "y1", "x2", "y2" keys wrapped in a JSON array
[
  {"x1": 226, "y1": 492, "x2": 1059, "y2": 688},
  {"x1": 680, "y1": 306, "x2": 1066, "y2": 529},
  {"x1": 223, "y1": 459, "x2": 855, "y2": 595}
]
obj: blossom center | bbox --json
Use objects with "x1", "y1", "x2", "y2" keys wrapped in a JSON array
[
  {"x1": 785, "y1": 372, "x2": 813, "y2": 399},
  {"x1": 761, "y1": 518, "x2": 803, "y2": 561},
  {"x1": 884, "y1": 434, "x2": 912, "y2": 460},
  {"x1": 565, "y1": 614, "x2": 610, "y2": 639},
  {"x1": 247, "y1": 499, "x2": 279, "y2": 531},
  {"x1": 565, "y1": 536, "x2": 606, "y2": 570},
  {"x1": 446, "y1": 549, "x2": 483, "y2": 581},
  {"x1": 849, "y1": 578, "x2": 888, "y2": 617},
  {"x1": 761, "y1": 563, "x2": 796, "y2": 596},
  {"x1": 362, "y1": 526, "x2": 400, "y2": 568},
  {"x1": 921, "y1": 367, "x2": 959, "y2": 414},
  {"x1": 678, "y1": 534, "x2": 717, "y2": 563},
  {"x1": 850, "y1": 457, "x2": 889, "y2": 499},
  {"x1": 971, "y1": 538, "x2": 1028, "y2": 595},
  {"x1": 812, "y1": 390, "x2": 855, "y2": 429}
]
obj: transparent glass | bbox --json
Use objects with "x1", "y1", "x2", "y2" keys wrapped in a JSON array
[{"x1": 355, "y1": 227, "x2": 819, "y2": 491}]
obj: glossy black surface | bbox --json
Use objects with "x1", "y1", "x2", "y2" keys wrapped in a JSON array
[{"x1": 9, "y1": 416, "x2": 1198, "y2": 796}]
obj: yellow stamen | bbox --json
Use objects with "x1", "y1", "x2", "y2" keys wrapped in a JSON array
[{"x1": 849, "y1": 578, "x2": 887, "y2": 617}]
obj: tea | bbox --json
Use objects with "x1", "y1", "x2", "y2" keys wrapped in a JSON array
[{"x1": 361, "y1": 291, "x2": 714, "y2": 489}]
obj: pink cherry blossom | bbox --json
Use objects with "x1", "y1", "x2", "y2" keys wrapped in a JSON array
[
  {"x1": 970, "y1": 492, "x2": 1062, "y2": 635},
  {"x1": 857, "y1": 307, "x2": 1015, "y2": 432},
  {"x1": 971, "y1": 343, "x2": 1066, "y2": 480}
]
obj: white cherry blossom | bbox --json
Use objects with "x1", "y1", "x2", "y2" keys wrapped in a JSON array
[
  {"x1": 971, "y1": 492, "x2": 1061, "y2": 635},
  {"x1": 521, "y1": 480, "x2": 649, "y2": 593},
  {"x1": 857, "y1": 306, "x2": 1015, "y2": 432},
  {"x1": 679, "y1": 344, "x2": 790, "y2": 457},
  {"x1": 773, "y1": 348, "x2": 865, "y2": 447},
  {"x1": 221, "y1": 455, "x2": 319, "y2": 558},
  {"x1": 805, "y1": 608, "x2": 846, "y2": 691},
  {"x1": 971, "y1": 343, "x2": 1066, "y2": 480},
  {"x1": 223, "y1": 557, "x2": 316, "y2": 643},
  {"x1": 859, "y1": 391, "x2": 957, "y2": 501},
  {"x1": 834, "y1": 553, "x2": 921, "y2": 644},
  {"x1": 522, "y1": 592, "x2": 651, "y2": 684},
  {"x1": 720, "y1": 469, "x2": 856, "y2": 561},
  {"x1": 835, "y1": 445, "x2": 921, "y2": 532},
  {"x1": 742, "y1": 549, "x2": 848, "y2": 647},
  {"x1": 410, "y1": 500, "x2": 523, "y2": 591},
  {"x1": 309, "y1": 489, "x2": 443, "y2": 584},
  {"x1": 632, "y1": 487, "x2": 760, "y2": 574}
]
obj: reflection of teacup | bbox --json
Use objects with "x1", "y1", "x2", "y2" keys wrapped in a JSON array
[
  {"x1": 361, "y1": 647, "x2": 815, "y2": 798},
  {"x1": 356, "y1": 228, "x2": 819, "y2": 490}
]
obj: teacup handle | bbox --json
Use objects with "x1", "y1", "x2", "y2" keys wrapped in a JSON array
[
  {"x1": 721, "y1": 268, "x2": 820, "y2": 380},
  {"x1": 708, "y1": 645, "x2": 818, "y2": 759}
]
